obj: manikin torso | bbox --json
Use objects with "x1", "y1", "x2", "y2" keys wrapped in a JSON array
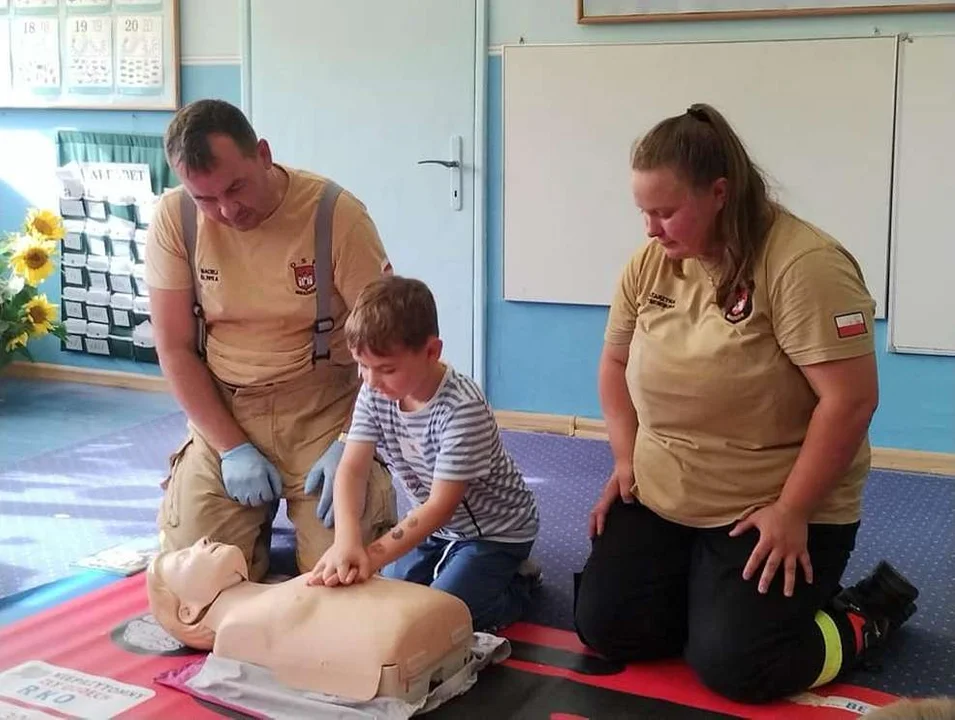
[{"x1": 151, "y1": 540, "x2": 473, "y2": 701}]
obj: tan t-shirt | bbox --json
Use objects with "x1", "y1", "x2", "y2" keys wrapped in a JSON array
[
  {"x1": 605, "y1": 209, "x2": 876, "y2": 527},
  {"x1": 145, "y1": 167, "x2": 391, "y2": 387}
]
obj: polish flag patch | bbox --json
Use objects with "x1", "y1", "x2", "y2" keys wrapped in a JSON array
[{"x1": 834, "y1": 311, "x2": 867, "y2": 338}]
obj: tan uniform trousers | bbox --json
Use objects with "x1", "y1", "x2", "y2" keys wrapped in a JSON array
[{"x1": 157, "y1": 361, "x2": 397, "y2": 581}]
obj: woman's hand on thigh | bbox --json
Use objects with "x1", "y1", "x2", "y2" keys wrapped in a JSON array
[
  {"x1": 730, "y1": 502, "x2": 813, "y2": 597},
  {"x1": 589, "y1": 464, "x2": 635, "y2": 538}
]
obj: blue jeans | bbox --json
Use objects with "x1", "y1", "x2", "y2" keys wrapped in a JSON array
[{"x1": 381, "y1": 535, "x2": 535, "y2": 632}]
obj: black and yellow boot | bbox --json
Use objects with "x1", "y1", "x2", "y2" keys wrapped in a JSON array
[{"x1": 831, "y1": 560, "x2": 919, "y2": 671}]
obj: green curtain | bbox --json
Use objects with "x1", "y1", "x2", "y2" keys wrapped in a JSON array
[{"x1": 55, "y1": 130, "x2": 179, "y2": 196}]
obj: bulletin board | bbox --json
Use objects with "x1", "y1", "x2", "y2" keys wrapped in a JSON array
[
  {"x1": 0, "y1": 0, "x2": 180, "y2": 110},
  {"x1": 55, "y1": 130, "x2": 167, "y2": 363}
]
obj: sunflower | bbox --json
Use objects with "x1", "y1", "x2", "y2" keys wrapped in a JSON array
[
  {"x1": 5, "y1": 332, "x2": 28, "y2": 352},
  {"x1": 8, "y1": 234, "x2": 57, "y2": 286},
  {"x1": 23, "y1": 295, "x2": 58, "y2": 336},
  {"x1": 25, "y1": 208, "x2": 65, "y2": 241}
]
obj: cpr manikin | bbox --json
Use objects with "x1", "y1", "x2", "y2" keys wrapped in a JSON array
[{"x1": 146, "y1": 537, "x2": 473, "y2": 704}]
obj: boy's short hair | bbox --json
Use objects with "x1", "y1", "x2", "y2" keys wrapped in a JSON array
[{"x1": 345, "y1": 275, "x2": 439, "y2": 356}]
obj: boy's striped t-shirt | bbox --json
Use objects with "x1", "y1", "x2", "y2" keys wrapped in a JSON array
[{"x1": 348, "y1": 365, "x2": 539, "y2": 543}]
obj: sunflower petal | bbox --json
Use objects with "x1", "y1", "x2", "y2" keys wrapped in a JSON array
[
  {"x1": 9, "y1": 234, "x2": 56, "y2": 286},
  {"x1": 25, "y1": 208, "x2": 65, "y2": 241}
]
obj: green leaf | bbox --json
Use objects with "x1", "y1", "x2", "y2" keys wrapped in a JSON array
[
  {"x1": 0, "y1": 344, "x2": 30, "y2": 368},
  {"x1": 0, "y1": 304, "x2": 18, "y2": 323},
  {"x1": 12, "y1": 285, "x2": 35, "y2": 305}
]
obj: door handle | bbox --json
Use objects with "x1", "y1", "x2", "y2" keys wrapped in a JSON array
[
  {"x1": 417, "y1": 159, "x2": 459, "y2": 168},
  {"x1": 417, "y1": 135, "x2": 462, "y2": 211}
]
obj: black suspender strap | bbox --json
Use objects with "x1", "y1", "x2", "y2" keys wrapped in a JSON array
[
  {"x1": 312, "y1": 180, "x2": 342, "y2": 362},
  {"x1": 179, "y1": 190, "x2": 206, "y2": 359},
  {"x1": 178, "y1": 180, "x2": 342, "y2": 365}
]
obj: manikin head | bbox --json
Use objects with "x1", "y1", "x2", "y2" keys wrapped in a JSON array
[
  {"x1": 629, "y1": 102, "x2": 775, "y2": 313},
  {"x1": 344, "y1": 275, "x2": 443, "y2": 402},
  {"x1": 145, "y1": 537, "x2": 248, "y2": 649},
  {"x1": 164, "y1": 99, "x2": 279, "y2": 232}
]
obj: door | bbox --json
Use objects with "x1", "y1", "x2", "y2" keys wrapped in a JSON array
[{"x1": 248, "y1": 0, "x2": 478, "y2": 377}]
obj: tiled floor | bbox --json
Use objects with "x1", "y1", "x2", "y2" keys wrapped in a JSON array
[{"x1": 0, "y1": 377, "x2": 180, "y2": 463}]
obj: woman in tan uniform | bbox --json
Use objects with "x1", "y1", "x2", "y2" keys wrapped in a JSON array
[{"x1": 574, "y1": 103, "x2": 919, "y2": 703}]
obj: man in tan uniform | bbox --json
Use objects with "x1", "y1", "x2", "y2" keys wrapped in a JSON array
[{"x1": 146, "y1": 99, "x2": 397, "y2": 582}]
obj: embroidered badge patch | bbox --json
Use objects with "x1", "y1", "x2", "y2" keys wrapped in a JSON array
[
  {"x1": 290, "y1": 258, "x2": 316, "y2": 295},
  {"x1": 648, "y1": 292, "x2": 676, "y2": 309},
  {"x1": 724, "y1": 285, "x2": 753, "y2": 324},
  {"x1": 834, "y1": 311, "x2": 867, "y2": 338}
]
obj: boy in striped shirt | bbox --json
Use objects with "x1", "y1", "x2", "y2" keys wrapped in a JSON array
[{"x1": 308, "y1": 275, "x2": 541, "y2": 632}]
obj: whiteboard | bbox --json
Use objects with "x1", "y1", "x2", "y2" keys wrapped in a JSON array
[
  {"x1": 889, "y1": 35, "x2": 955, "y2": 355},
  {"x1": 502, "y1": 37, "x2": 898, "y2": 318}
]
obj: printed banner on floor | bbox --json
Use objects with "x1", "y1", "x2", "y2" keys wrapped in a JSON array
[
  {"x1": 790, "y1": 692, "x2": 881, "y2": 716},
  {"x1": 0, "y1": 661, "x2": 154, "y2": 718},
  {"x1": 0, "y1": 698, "x2": 61, "y2": 720}
]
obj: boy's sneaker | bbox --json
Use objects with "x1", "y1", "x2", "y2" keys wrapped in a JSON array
[
  {"x1": 517, "y1": 558, "x2": 543, "y2": 590},
  {"x1": 830, "y1": 560, "x2": 919, "y2": 671}
]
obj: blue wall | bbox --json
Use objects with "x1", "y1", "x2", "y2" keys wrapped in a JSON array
[
  {"x1": 3, "y1": 6, "x2": 952, "y2": 455},
  {"x1": 483, "y1": 52, "x2": 955, "y2": 455},
  {"x1": 483, "y1": 3, "x2": 955, "y2": 455},
  {"x1": 0, "y1": 64, "x2": 240, "y2": 376}
]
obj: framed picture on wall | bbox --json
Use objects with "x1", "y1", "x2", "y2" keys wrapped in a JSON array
[
  {"x1": 577, "y1": 0, "x2": 955, "y2": 24},
  {"x1": 0, "y1": 0, "x2": 180, "y2": 110}
]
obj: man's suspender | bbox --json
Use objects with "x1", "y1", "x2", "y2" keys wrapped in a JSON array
[
  {"x1": 312, "y1": 181, "x2": 341, "y2": 362},
  {"x1": 179, "y1": 181, "x2": 342, "y2": 364}
]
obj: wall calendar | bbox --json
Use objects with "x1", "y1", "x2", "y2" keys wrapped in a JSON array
[{"x1": 0, "y1": 0, "x2": 179, "y2": 110}]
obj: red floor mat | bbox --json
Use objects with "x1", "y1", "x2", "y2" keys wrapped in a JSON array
[{"x1": 0, "y1": 574, "x2": 898, "y2": 719}]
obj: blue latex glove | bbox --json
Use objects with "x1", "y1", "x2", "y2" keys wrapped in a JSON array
[
  {"x1": 305, "y1": 439, "x2": 346, "y2": 528},
  {"x1": 219, "y1": 442, "x2": 283, "y2": 507}
]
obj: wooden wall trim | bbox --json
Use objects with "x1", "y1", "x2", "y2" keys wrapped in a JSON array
[
  {"x1": 496, "y1": 411, "x2": 955, "y2": 478},
  {"x1": 6, "y1": 363, "x2": 952, "y2": 477},
  {"x1": 5, "y1": 361, "x2": 169, "y2": 393}
]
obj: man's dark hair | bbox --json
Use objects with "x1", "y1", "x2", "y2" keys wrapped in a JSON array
[{"x1": 164, "y1": 99, "x2": 259, "y2": 173}]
